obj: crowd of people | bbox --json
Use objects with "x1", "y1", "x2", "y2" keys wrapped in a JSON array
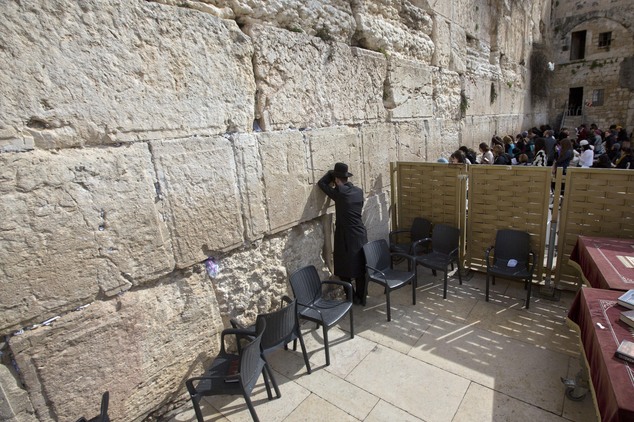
[{"x1": 445, "y1": 123, "x2": 633, "y2": 170}]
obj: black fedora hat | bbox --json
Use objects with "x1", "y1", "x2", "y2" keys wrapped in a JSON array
[{"x1": 332, "y1": 162, "x2": 353, "y2": 178}]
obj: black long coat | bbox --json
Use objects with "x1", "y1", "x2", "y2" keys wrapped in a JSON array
[{"x1": 318, "y1": 173, "x2": 368, "y2": 278}]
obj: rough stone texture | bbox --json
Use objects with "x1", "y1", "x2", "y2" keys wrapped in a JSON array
[
  {"x1": 257, "y1": 131, "x2": 328, "y2": 232},
  {"x1": 248, "y1": 24, "x2": 388, "y2": 131},
  {"x1": 9, "y1": 269, "x2": 222, "y2": 422},
  {"x1": 307, "y1": 126, "x2": 364, "y2": 189},
  {"x1": 211, "y1": 220, "x2": 328, "y2": 327},
  {"x1": 200, "y1": 0, "x2": 357, "y2": 42},
  {"x1": 0, "y1": 145, "x2": 174, "y2": 332},
  {"x1": 386, "y1": 57, "x2": 434, "y2": 121},
  {"x1": 0, "y1": 364, "x2": 36, "y2": 422},
  {"x1": 0, "y1": 0, "x2": 255, "y2": 151},
  {"x1": 351, "y1": 0, "x2": 435, "y2": 62},
  {"x1": 151, "y1": 136, "x2": 245, "y2": 268},
  {"x1": 361, "y1": 123, "x2": 397, "y2": 196},
  {"x1": 363, "y1": 191, "x2": 391, "y2": 243},
  {"x1": 395, "y1": 120, "x2": 430, "y2": 162}
]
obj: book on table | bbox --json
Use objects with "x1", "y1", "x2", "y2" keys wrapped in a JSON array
[
  {"x1": 621, "y1": 309, "x2": 634, "y2": 329},
  {"x1": 615, "y1": 339, "x2": 634, "y2": 364},
  {"x1": 617, "y1": 289, "x2": 634, "y2": 310}
]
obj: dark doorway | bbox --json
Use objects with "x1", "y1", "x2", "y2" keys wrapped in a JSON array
[
  {"x1": 568, "y1": 87, "x2": 583, "y2": 116},
  {"x1": 570, "y1": 31, "x2": 586, "y2": 60}
]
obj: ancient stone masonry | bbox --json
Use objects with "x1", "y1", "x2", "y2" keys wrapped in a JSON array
[
  {"x1": 0, "y1": 0, "x2": 550, "y2": 420},
  {"x1": 550, "y1": 0, "x2": 634, "y2": 132}
]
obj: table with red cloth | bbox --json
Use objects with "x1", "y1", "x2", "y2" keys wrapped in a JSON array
[
  {"x1": 567, "y1": 287, "x2": 634, "y2": 422},
  {"x1": 569, "y1": 236, "x2": 634, "y2": 290}
]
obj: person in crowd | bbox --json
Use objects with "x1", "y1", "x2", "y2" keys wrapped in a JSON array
[
  {"x1": 614, "y1": 147, "x2": 633, "y2": 169},
  {"x1": 608, "y1": 142, "x2": 621, "y2": 163},
  {"x1": 553, "y1": 138, "x2": 574, "y2": 175},
  {"x1": 532, "y1": 137, "x2": 548, "y2": 166},
  {"x1": 517, "y1": 154, "x2": 529, "y2": 165},
  {"x1": 437, "y1": 157, "x2": 449, "y2": 163},
  {"x1": 592, "y1": 154, "x2": 612, "y2": 168},
  {"x1": 479, "y1": 142, "x2": 494, "y2": 164},
  {"x1": 318, "y1": 163, "x2": 368, "y2": 305},
  {"x1": 543, "y1": 130, "x2": 557, "y2": 165},
  {"x1": 459, "y1": 146, "x2": 477, "y2": 164},
  {"x1": 577, "y1": 124, "x2": 589, "y2": 141},
  {"x1": 591, "y1": 129, "x2": 606, "y2": 156},
  {"x1": 450, "y1": 150, "x2": 467, "y2": 164},
  {"x1": 492, "y1": 144, "x2": 511, "y2": 165},
  {"x1": 503, "y1": 135, "x2": 516, "y2": 156},
  {"x1": 578, "y1": 140, "x2": 594, "y2": 168}
]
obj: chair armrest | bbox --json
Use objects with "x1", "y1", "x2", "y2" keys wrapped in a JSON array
[
  {"x1": 528, "y1": 250, "x2": 537, "y2": 273},
  {"x1": 389, "y1": 229, "x2": 409, "y2": 243},
  {"x1": 230, "y1": 318, "x2": 245, "y2": 329},
  {"x1": 322, "y1": 280, "x2": 353, "y2": 301},
  {"x1": 365, "y1": 264, "x2": 388, "y2": 282},
  {"x1": 389, "y1": 252, "x2": 416, "y2": 268},
  {"x1": 411, "y1": 237, "x2": 432, "y2": 254},
  {"x1": 296, "y1": 301, "x2": 325, "y2": 321},
  {"x1": 220, "y1": 328, "x2": 256, "y2": 353},
  {"x1": 282, "y1": 295, "x2": 293, "y2": 305},
  {"x1": 186, "y1": 375, "x2": 234, "y2": 393}
]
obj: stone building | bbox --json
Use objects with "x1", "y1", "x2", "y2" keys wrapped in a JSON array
[
  {"x1": 549, "y1": 0, "x2": 634, "y2": 133},
  {"x1": 1, "y1": 1, "x2": 553, "y2": 421}
]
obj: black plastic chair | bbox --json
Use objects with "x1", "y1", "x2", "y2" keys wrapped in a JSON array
[
  {"x1": 231, "y1": 296, "x2": 311, "y2": 374},
  {"x1": 75, "y1": 391, "x2": 109, "y2": 422},
  {"x1": 288, "y1": 265, "x2": 353, "y2": 367},
  {"x1": 414, "y1": 224, "x2": 462, "y2": 299},
  {"x1": 485, "y1": 229, "x2": 536, "y2": 309},
  {"x1": 389, "y1": 217, "x2": 432, "y2": 257},
  {"x1": 363, "y1": 239, "x2": 417, "y2": 321},
  {"x1": 185, "y1": 321, "x2": 280, "y2": 422}
]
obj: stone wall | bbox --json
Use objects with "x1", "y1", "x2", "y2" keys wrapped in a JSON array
[
  {"x1": 550, "y1": 0, "x2": 634, "y2": 132},
  {"x1": 0, "y1": 0, "x2": 550, "y2": 420}
]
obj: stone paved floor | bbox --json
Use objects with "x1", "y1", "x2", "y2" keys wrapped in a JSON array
[{"x1": 166, "y1": 269, "x2": 598, "y2": 422}]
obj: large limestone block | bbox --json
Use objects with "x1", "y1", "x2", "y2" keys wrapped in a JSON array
[
  {"x1": 257, "y1": 131, "x2": 327, "y2": 232},
  {"x1": 307, "y1": 126, "x2": 364, "y2": 191},
  {"x1": 0, "y1": 0, "x2": 255, "y2": 148},
  {"x1": 351, "y1": 0, "x2": 434, "y2": 61},
  {"x1": 212, "y1": 221, "x2": 327, "y2": 326},
  {"x1": 0, "y1": 145, "x2": 174, "y2": 332},
  {"x1": 432, "y1": 69, "x2": 462, "y2": 120},
  {"x1": 233, "y1": 133, "x2": 269, "y2": 240},
  {"x1": 202, "y1": 0, "x2": 356, "y2": 42},
  {"x1": 151, "y1": 136, "x2": 244, "y2": 268},
  {"x1": 426, "y1": 118, "x2": 462, "y2": 161},
  {"x1": 360, "y1": 123, "x2": 397, "y2": 195},
  {"x1": 9, "y1": 270, "x2": 222, "y2": 422},
  {"x1": 395, "y1": 120, "x2": 430, "y2": 162},
  {"x1": 0, "y1": 364, "x2": 36, "y2": 422},
  {"x1": 386, "y1": 57, "x2": 434, "y2": 120},
  {"x1": 247, "y1": 25, "x2": 387, "y2": 131}
]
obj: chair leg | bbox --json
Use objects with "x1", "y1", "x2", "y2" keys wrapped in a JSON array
[
  {"x1": 525, "y1": 277, "x2": 532, "y2": 309},
  {"x1": 457, "y1": 262, "x2": 463, "y2": 285},
  {"x1": 443, "y1": 271, "x2": 448, "y2": 299},
  {"x1": 190, "y1": 394, "x2": 205, "y2": 422},
  {"x1": 386, "y1": 289, "x2": 392, "y2": 321},
  {"x1": 261, "y1": 367, "x2": 273, "y2": 400},
  {"x1": 243, "y1": 394, "x2": 260, "y2": 422},
  {"x1": 323, "y1": 326, "x2": 330, "y2": 366},
  {"x1": 263, "y1": 361, "x2": 281, "y2": 398},
  {"x1": 485, "y1": 273, "x2": 490, "y2": 302},
  {"x1": 349, "y1": 308, "x2": 354, "y2": 339},
  {"x1": 297, "y1": 333, "x2": 312, "y2": 374},
  {"x1": 412, "y1": 278, "x2": 416, "y2": 305}
]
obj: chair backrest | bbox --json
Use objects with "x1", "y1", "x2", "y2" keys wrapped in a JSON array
[
  {"x1": 255, "y1": 298, "x2": 298, "y2": 352},
  {"x1": 289, "y1": 266, "x2": 322, "y2": 305},
  {"x1": 362, "y1": 239, "x2": 391, "y2": 272},
  {"x1": 410, "y1": 218, "x2": 432, "y2": 242},
  {"x1": 431, "y1": 224, "x2": 460, "y2": 256},
  {"x1": 494, "y1": 229, "x2": 531, "y2": 265},
  {"x1": 239, "y1": 321, "x2": 266, "y2": 393}
]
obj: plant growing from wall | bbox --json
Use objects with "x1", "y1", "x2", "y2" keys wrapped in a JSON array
[
  {"x1": 315, "y1": 25, "x2": 334, "y2": 42},
  {"x1": 490, "y1": 82, "x2": 498, "y2": 104},
  {"x1": 530, "y1": 43, "x2": 552, "y2": 103},
  {"x1": 460, "y1": 90, "x2": 469, "y2": 118}
]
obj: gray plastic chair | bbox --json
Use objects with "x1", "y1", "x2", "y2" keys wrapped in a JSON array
[
  {"x1": 414, "y1": 224, "x2": 462, "y2": 299},
  {"x1": 185, "y1": 321, "x2": 280, "y2": 422},
  {"x1": 289, "y1": 265, "x2": 353, "y2": 366},
  {"x1": 485, "y1": 229, "x2": 536, "y2": 309},
  {"x1": 231, "y1": 296, "x2": 311, "y2": 374},
  {"x1": 363, "y1": 239, "x2": 417, "y2": 321},
  {"x1": 389, "y1": 217, "x2": 432, "y2": 257}
]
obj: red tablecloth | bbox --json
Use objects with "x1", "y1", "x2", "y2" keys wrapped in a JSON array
[
  {"x1": 567, "y1": 287, "x2": 634, "y2": 422},
  {"x1": 569, "y1": 236, "x2": 634, "y2": 290}
]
